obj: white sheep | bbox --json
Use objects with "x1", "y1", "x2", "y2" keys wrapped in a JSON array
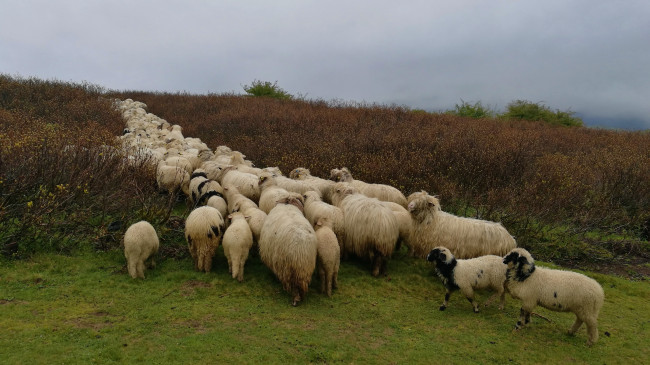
[
  {"x1": 185, "y1": 206, "x2": 225, "y2": 273},
  {"x1": 123, "y1": 221, "x2": 159, "y2": 279},
  {"x1": 156, "y1": 164, "x2": 190, "y2": 196},
  {"x1": 407, "y1": 191, "x2": 516, "y2": 259},
  {"x1": 290, "y1": 167, "x2": 336, "y2": 203},
  {"x1": 258, "y1": 172, "x2": 292, "y2": 214},
  {"x1": 330, "y1": 167, "x2": 407, "y2": 207},
  {"x1": 302, "y1": 190, "x2": 345, "y2": 244},
  {"x1": 259, "y1": 195, "x2": 318, "y2": 306},
  {"x1": 503, "y1": 248, "x2": 605, "y2": 345},
  {"x1": 427, "y1": 247, "x2": 507, "y2": 313},
  {"x1": 314, "y1": 217, "x2": 340, "y2": 297},
  {"x1": 331, "y1": 183, "x2": 399, "y2": 277},
  {"x1": 222, "y1": 212, "x2": 254, "y2": 282},
  {"x1": 223, "y1": 186, "x2": 267, "y2": 244},
  {"x1": 218, "y1": 166, "x2": 261, "y2": 203}
]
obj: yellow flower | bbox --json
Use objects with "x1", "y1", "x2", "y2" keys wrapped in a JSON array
[{"x1": 27, "y1": 201, "x2": 33, "y2": 208}]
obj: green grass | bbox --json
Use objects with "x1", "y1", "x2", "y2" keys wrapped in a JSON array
[{"x1": 1, "y1": 247, "x2": 648, "y2": 364}]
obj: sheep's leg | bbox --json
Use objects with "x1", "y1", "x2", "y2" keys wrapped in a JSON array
[
  {"x1": 319, "y1": 265, "x2": 326, "y2": 294},
  {"x1": 325, "y1": 271, "x2": 333, "y2": 297},
  {"x1": 584, "y1": 317, "x2": 599, "y2": 346},
  {"x1": 568, "y1": 316, "x2": 583, "y2": 336},
  {"x1": 440, "y1": 289, "x2": 451, "y2": 311},
  {"x1": 515, "y1": 307, "x2": 532, "y2": 329},
  {"x1": 127, "y1": 259, "x2": 138, "y2": 279},
  {"x1": 461, "y1": 287, "x2": 479, "y2": 313},
  {"x1": 371, "y1": 253, "x2": 382, "y2": 277},
  {"x1": 136, "y1": 261, "x2": 146, "y2": 279},
  {"x1": 237, "y1": 261, "x2": 245, "y2": 283}
]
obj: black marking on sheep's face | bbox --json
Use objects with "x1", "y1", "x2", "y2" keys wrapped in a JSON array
[
  {"x1": 198, "y1": 190, "x2": 223, "y2": 206},
  {"x1": 503, "y1": 251, "x2": 520, "y2": 266},
  {"x1": 430, "y1": 250, "x2": 459, "y2": 291},
  {"x1": 122, "y1": 129, "x2": 130, "y2": 135}
]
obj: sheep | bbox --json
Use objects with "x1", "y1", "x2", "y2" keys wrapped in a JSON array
[
  {"x1": 199, "y1": 190, "x2": 228, "y2": 218},
  {"x1": 314, "y1": 217, "x2": 340, "y2": 297},
  {"x1": 160, "y1": 156, "x2": 192, "y2": 174},
  {"x1": 223, "y1": 186, "x2": 267, "y2": 244},
  {"x1": 222, "y1": 212, "x2": 254, "y2": 282},
  {"x1": 427, "y1": 247, "x2": 507, "y2": 313},
  {"x1": 258, "y1": 172, "x2": 292, "y2": 214},
  {"x1": 503, "y1": 248, "x2": 604, "y2": 346},
  {"x1": 406, "y1": 191, "x2": 516, "y2": 259},
  {"x1": 302, "y1": 190, "x2": 345, "y2": 243},
  {"x1": 156, "y1": 164, "x2": 190, "y2": 196},
  {"x1": 379, "y1": 201, "x2": 412, "y2": 254},
  {"x1": 123, "y1": 221, "x2": 159, "y2": 279},
  {"x1": 219, "y1": 166, "x2": 261, "y2": 203},
  {"x1": 330, "y1": 167, "x2": 407, "y2": 207},
  {"x1": 185, "y1": 206, "x2": 225, "y2": 273},
  {"x1": 330, "y1": 183, "x2": 399, "y2": 277},
  {"x1": 290, "y1": 167, "x2": 336, "y2": 203},
  {"x1": 259, "y1": 195, "x2": 318, "y2": 306}
]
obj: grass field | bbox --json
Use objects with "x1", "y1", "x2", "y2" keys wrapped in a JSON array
[{"x1": 1, "y1": 244, "x2": 648, "y2": 364}]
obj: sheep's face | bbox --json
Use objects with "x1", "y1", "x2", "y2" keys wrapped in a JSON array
[
  {"x1": 427, "y1": 247, "x2": 453, "y2": 264},
  {"x1": 407, "y1": 193, "x2": 441, "y2": 216},
  {"x1": 290, "y1": 168, "x2": 309, "y2": 180},
  {"x1": 329, "y1": 169, "x2": 342, "y2": 182},
  {"x1": 503, "y1": 248, "x2": 536, "y2": 280},
  {"x1": 303, "y1": 191, "x2": 320, "y2": 204}
]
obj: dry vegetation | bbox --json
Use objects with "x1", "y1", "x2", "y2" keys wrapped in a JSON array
[{"x1": 1, "y1": 75, "x2": 648, "y2": 272}]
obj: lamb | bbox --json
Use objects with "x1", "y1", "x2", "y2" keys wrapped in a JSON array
[
  {"x1": 156, "y1": 164, "x2": 190, "y2": 196},
  {"x1": 185, "y1": 206, "x2": 225, "y2": 273},
  {"x1": 503, "y1": 248, "x2": 604, "y2": 345},
  {"x1": 259, "y1": 195, "x2": 318, "y2": 306},
  {"x1": 331, "y1": 183, "x2": 399, "y2": 277},
  {"x1": 406, "y1": 191, "x2": 516, "y2": 259},
  {"x1": 302, "y1": 190, "x2": 344, "y2": 243},
  {"x1": 123, "y1": 221, "x2": 159, "y2": 279},
  {"x1": 427, "y1": 247, "x2": 507, "y2": 313},
  {"x1": 222, "y1": 212, "x2": 254, "y2": 282},
  {"x1": 258, "y1": 172, "x2": 292, "y2": 214},
  {"x1": 330, "y1": 167, "x2": 407, "y2": 207},
  {"x1": 314, "y1": 217, "x2": 340, "y2": 297}
]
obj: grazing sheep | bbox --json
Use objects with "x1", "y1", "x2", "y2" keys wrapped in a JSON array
[
  {"x1": 258, "y1": 172, "x2": 292, "y2": 214},
  {"x1": 290, "y1": 167, "x2": 336, "y2": 203},
  {"x1": 427, "y1": 247, "x2": 507, "y2": 313},
  {"x1": 185, "y1": 206, "x2": 225, "y2": 273},
  {"x1": 314, "y1": 217, "x2": 340, "y2": 297},
  {"x1": 259, "y1": 195, "x2": 318, "y2": 306},
  {"x1": 223, "y1": 186, "x2": 267, "y2": 244},
  {"x1": 123, "y1": 221, "x2": 159, "y2": 279},
  {"x1": 222, "y1": 212, "x2": 254, "y2": 282},
  {"x1": 379, "y1": 201, "x2": 412, "y2": 254},
  {"x1": 160, "y1": 156, "x2": 193, "y2": 174},
  {"x1": 330, "y1": 167, "x2": 407, "y2": 207},
  {"x1": 503, "y1": 248, "x2": 604, "y2": 346},
  {"x1": 156, "y1": 165, "x2": 190, "y2": 196},
  {"x1": 331, "y1": 183, "x2": 399, "y2": 277},
  {"x1": 219, "y1": 167, "x2": 261, "y2": 203},
  {"x1": 407, "y1": 191, "x2": 516, "y2": 259},
  {"x1": 199, "y1": 190, "x2": 228, "y2": 218},
  {"x1": 302, "y1": 190, "x2": 345, "y2": 243}
]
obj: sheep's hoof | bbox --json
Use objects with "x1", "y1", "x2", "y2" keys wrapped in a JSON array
[
  {"x1": 439, "y1": 305, "x2": 446, "y2": 311},
  {"x1": 473, "y1": 308, "x2": 480, "y2": 313}
]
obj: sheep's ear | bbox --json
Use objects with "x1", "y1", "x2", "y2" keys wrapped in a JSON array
[
  {"x1": 518, "y1": 256, "x2": 528, "y2": 265},
  {"x1": 244, "y1": 215, "x2": 251, "y2": 220},
  {"x1": 227, "y1": 214, "x2": 233, "y2": 220}
]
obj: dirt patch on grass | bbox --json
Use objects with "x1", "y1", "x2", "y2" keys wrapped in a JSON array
[
  {"x1": 180, "y1": 280, "x2": 212, "y2": 297},
  {"x1": 0, "y1": 299, "x2": 28, "y2": 305},
  {"x1": 67, "y1": 311, "x2": 116, "y2": 330}
]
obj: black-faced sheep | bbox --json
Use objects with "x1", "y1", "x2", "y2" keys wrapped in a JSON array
[
  {"x1": 259, "y1": 195, "x2": 318, "y2": 306},
  {"x1": 407, "y1": 191, "x2": 516, "y2": 259},
  {"x1": 222, "y1": 212, "x2": 254, "y2": 282},
  {"x1": 123, "y1": 221, "x2": 159, "y2": 279},
  {"x1": 185, "y1": 206, "x2": 225, "y2": 273},
  {"x1": 331, "y1": 183, "x2": 399, "y2": 277},
  {"x1": 427, "y1": 247, "x2": 507, "y2": 313},
  {"x1": 329, "y1": 167, "x2": 407, "y2": 207},
  {"x1": 314, "y1": 217, "x2": 340, "y2": 297},
  {"x1": 503, "y1": 248, "x2": 604, "y2": 346}
]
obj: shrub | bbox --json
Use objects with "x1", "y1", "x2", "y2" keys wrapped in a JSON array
[
  {"x1": 500, "y1": 99, "x2": 583, "y2": 127},
  {"x1": 446, "y1": 100, "x2": 495, "y2": 119},
  {"x1": 242, "y1": 80, "x2": 292, "y2": 100}
]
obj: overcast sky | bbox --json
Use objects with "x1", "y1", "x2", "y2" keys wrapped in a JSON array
[{"x1": 2, "y1": 0, "x2": 649, "y2": 130}]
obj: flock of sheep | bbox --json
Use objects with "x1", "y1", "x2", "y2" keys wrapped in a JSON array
[{"x1": 116, "y1": 98, "x2": 604, "y2": 345}]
